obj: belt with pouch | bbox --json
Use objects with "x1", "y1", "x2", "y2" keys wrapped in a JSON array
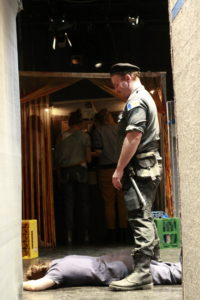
[{"x1": 129, "y1": 151, "x2": 161, "y2": 180}]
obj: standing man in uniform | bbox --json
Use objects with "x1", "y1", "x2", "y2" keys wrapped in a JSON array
[{"x1": 109, "y1": 63, "x2": 162, "y2": 291}]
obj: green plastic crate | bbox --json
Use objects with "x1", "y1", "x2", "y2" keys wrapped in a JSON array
[{"x1": 154, "y1": 217, "x2": 181, "y2": 249}]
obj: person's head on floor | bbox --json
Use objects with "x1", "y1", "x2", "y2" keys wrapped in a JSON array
[
  {"x1": 110, "y1": 62, "x2": 141, "y2": 99},
  {"x1": 68, "y1": 109, "x2": 83, "y2": 129},
  {"x1": 26, "y1": 261, "x2": 51, "y2": 280}
]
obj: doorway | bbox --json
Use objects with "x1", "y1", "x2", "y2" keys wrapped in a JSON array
[{"x1": 20, "y1": 71, "x2": 172, "y2": 247}]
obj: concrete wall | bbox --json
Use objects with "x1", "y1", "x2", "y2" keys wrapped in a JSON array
[
  {"x1": 169, "y1": 0, "x2": 200, "y2": 299},
  {"x1": 0, "y1": 0, "x2": 22, "y2": 299}
]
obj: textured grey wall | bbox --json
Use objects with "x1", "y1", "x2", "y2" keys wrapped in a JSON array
[
  {"x1": 169, "y1": 0, "x2": 200, "y2": 299},
  {"x1": 0, "y1": 0, "x2": 22, "y2": 299}
]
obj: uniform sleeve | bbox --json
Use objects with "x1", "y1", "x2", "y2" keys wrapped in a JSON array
[
  {"x1": 125, "y1": 106, "x2": 147, "y2": 134},
  {"x1": 44, "y1": 260, "x2": 64, "y2": 286}
]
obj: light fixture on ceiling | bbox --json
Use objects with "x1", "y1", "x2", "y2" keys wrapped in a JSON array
[
  {"x1": 52, "y1": 32, "x2": 72, "y2": 50},
  {"x1": 94, "y1": 61, "x2": 103, "y2": 68},
  {"x1": 71, "y1": 55, "x2": 82, "y2": 65},
  {"x1": 128, "y1": 16, "x2": 140, "y2": 26},
  {"x1": 65, "y1": 33, "x2": 72, "y2": 47},
  {"x1": 52, "y1": 37, "x2": 56, "y2": 50}
]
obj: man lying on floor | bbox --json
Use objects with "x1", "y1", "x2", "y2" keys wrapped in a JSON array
[{"x1": 23, "y1": 250, "x2": 181, "y2": 291}]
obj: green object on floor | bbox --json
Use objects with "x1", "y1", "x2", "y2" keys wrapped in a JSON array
[{"x1": 154, "y1": 217, "x2": 181, "y2": 249}]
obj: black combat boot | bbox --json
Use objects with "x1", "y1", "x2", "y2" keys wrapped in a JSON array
[{"x1": 109, "y1": 252, "x2": 153, "y2": 291}]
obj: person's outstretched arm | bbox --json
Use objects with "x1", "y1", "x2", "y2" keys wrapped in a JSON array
[{"x1": 23, "y1": 277, "x2": 55, "y2": 291}]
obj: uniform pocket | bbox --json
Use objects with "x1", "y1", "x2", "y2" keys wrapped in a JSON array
[
  {"x1": 124, "y1": 186, "x2": 141, "y2": 211},
  {"x1": 134, "y1": 152, "x2": 161, "y2": 180}
]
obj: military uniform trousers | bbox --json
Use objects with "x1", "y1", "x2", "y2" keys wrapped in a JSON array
[{"x1": 123, "y1": 174, "x2": 161, "y2": 258}]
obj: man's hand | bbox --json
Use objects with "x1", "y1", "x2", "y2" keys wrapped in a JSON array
[
  {"x1": 112, "y1": 168, "x2": 124, "y2": 190},
  {"x1": 112, "y1": 131, "x2": 142, "y2": 190}
]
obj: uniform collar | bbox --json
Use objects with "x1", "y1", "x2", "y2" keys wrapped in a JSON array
[
  {"x1": 127, "y1": 85, "x2": 144, "y2": 102},
  {"x1": 132, "y1": 85, "x2": 145, "y2": 95}
]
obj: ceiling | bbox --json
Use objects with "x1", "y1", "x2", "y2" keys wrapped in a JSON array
[
  {"x1": 20, "y1": 0, "x2": 168, "y2": 25},
  {"x1": 17, "y1": 0, "x2": 170, "y2": 70},
  {"x1": 17, "y1": 0, "x2": 173, "y2": 99}
]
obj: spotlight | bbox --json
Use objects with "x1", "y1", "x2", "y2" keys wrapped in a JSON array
[
  {"x1": 71, "y1": 55, "x2": 82, "y2": 65},
  {"x1": 65, "y1": 33, "x2": 72, "y2": 47},
  {"x1": 128, "y1": 16, "x2": 140, "y2": 26},
  {"x1": 94, "y1": 62, "x2": 103, "y2": 68},
  {"x1": 52, "y1": 36, "x2": 56, "y2": 50},
  {"x1": 52, "y1": 32, "x2": 72, "y2": 49}
]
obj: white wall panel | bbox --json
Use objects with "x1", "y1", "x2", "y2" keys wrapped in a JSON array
[{"x1": 0, "y1": 0, "x2": 22, "y2": 299}]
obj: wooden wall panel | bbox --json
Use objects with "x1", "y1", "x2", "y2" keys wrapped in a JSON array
[{"x1": 21, "y1": 96, "x2": 56, "y2": 247}]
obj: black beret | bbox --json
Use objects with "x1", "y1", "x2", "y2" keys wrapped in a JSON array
[{"x1": 110, "y1": 63, "x2": 140, "y2": 75}]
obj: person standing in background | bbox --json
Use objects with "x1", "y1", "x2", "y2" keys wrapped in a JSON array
[
  {"x1": 55, "y1": 109, "x2": 91, "y2": 245},
  {"x1": 109, "y1": 63, "x2": 162, "y2": 291},
  {"x1": 92, "y1": 109, "x2": 128, "y2": 243}
]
